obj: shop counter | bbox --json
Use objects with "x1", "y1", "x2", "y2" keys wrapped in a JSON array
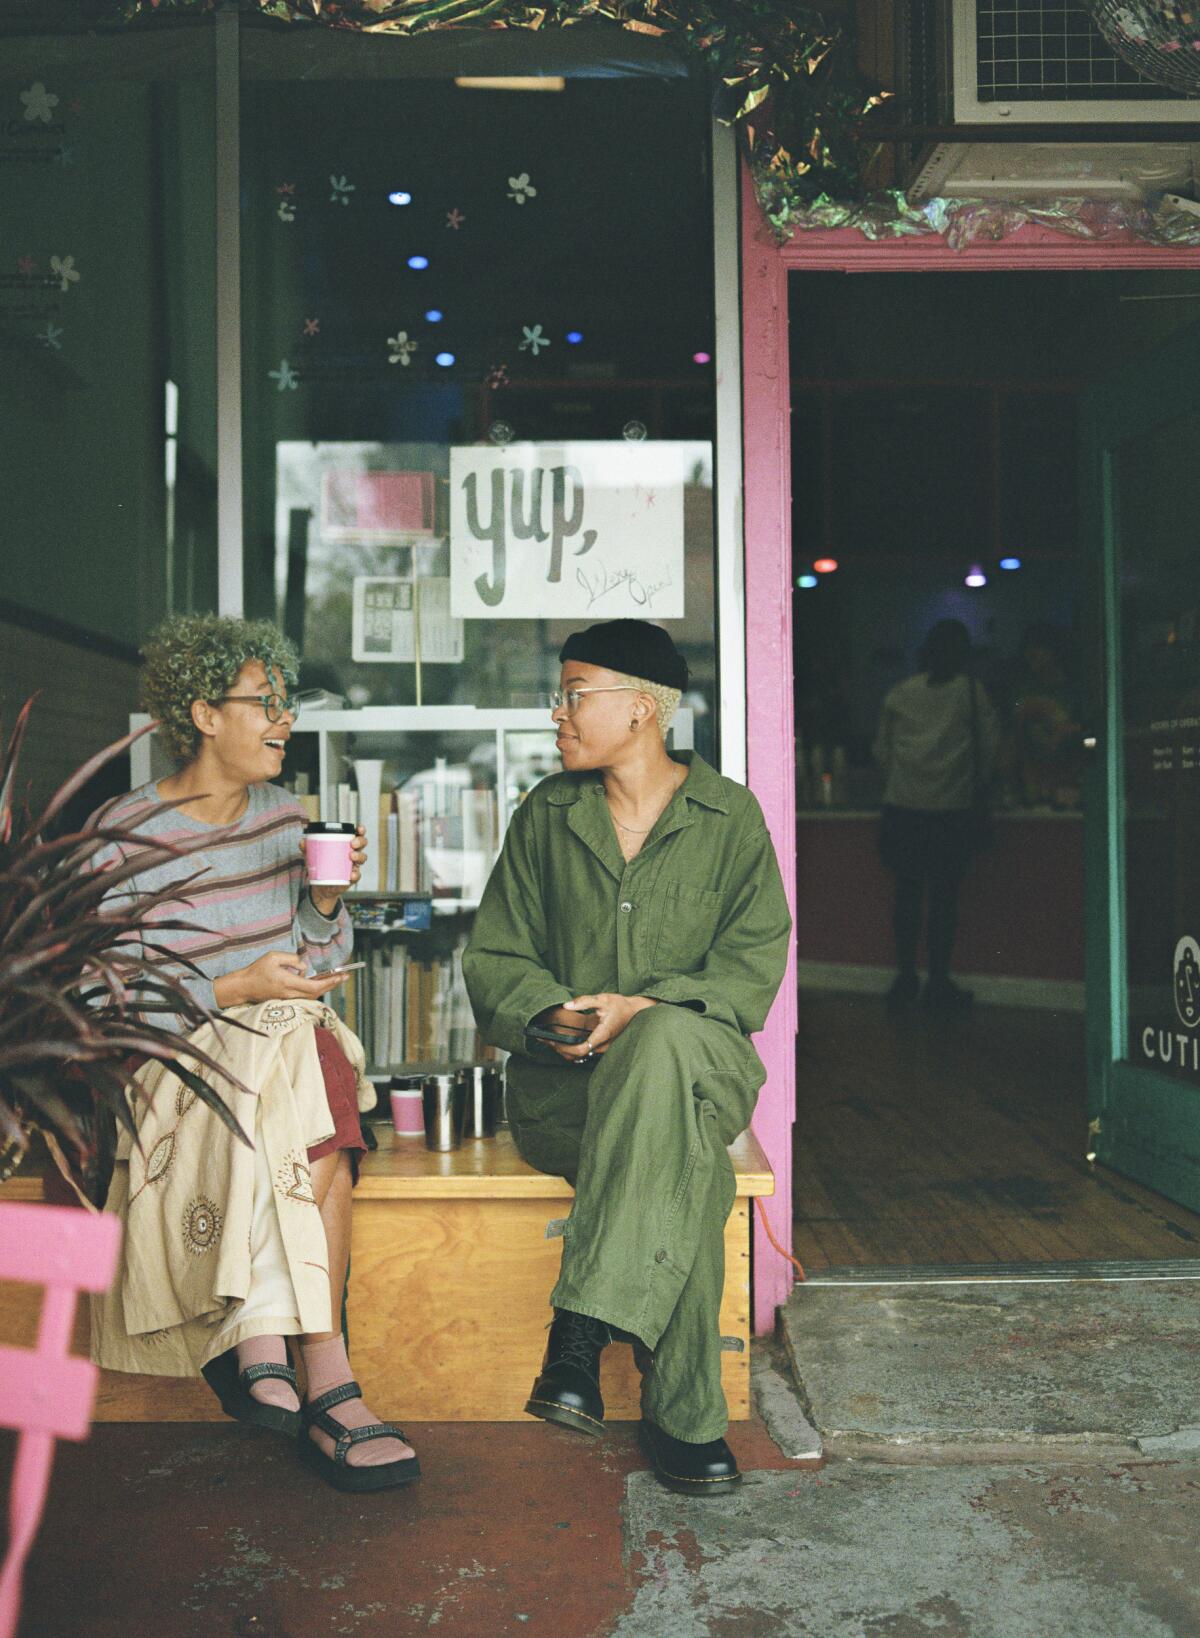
[{"x1": 796, "y1": 808, "x2": 1085, "y2": 989}]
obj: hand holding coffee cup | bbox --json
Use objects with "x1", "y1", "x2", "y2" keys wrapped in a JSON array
[{"x1": 302, "y1": 822, "x2": 368, "y2": 916}]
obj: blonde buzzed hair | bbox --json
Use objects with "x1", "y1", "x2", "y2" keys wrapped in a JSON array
[{"x1": 613, "y1": 672, "x2": 682, "y2": 738}]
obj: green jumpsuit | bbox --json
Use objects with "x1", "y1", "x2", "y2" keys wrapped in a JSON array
[{"x1": 463, "y1": 751, "x2": 791, "y2": 1441}]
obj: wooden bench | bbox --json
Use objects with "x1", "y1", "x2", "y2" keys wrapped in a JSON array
[{"x1": 0, "y1": 1128, "x2": 774, "y2": 1422}]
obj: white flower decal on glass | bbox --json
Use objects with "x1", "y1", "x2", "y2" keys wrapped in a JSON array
[
  {"x1": 387, "y1": 331, "x2": 418, "y2": 366},
  {"x1": 507, "y1": 173, "x2": 537, "y2": 205},
  {"x1": 49, "y1": 254, "x2": 79, "y2": 293},
  {"x1": 37, "y1": 322, "x2": 63, "y2": 351},
  {"x1": 329, "y1": 174, "x2": 355, "y2": 205},
  {"x1": 518, "y1": 324, "x2": 550, "y2": 357},
  {"x1": 277, "y1": 199, "x2": 296, "y2": 223},
  {"x1": 269, "y1": 359, "x2": 300, "y2": 391},
  {"x1": 20, "y1": 82, "x2": 59, "y2": 124}
]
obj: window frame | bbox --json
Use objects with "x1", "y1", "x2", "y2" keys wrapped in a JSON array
[{"x1": 209, "y1": 9, "x2": 746, "y2": 778}]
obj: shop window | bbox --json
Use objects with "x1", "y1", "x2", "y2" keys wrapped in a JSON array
[
  {"x1": 0, "y1": 31, "x2": 218, "y2": 647},
  {"x1": 239, "y1": 69, "x2": 719, "y2": 756}
]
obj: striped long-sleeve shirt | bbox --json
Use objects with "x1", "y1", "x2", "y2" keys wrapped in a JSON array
[{"x1": 91, "y1": 780, "x2": 353, "y2": 1022}]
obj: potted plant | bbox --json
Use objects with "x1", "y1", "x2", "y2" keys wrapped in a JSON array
[{"x1": 0, "y1": 698, "x2": 249, "y2": 1202}]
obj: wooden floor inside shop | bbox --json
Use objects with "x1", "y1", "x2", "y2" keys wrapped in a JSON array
[{"x1": 792, "y1": 993, "x2": 1200, "y2": 1273}]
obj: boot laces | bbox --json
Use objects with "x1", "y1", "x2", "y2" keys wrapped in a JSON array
[{"x1": 557, "y1": 1312, "x2": 607, "y2": 1374}]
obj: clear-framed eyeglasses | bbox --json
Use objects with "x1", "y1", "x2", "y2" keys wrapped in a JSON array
[
  {"x1": 549, "y1": 685, "x2": 640, "y2": 715},
  {"x1": 217, "y1": 691, "x2": 301, "y2": 723}
]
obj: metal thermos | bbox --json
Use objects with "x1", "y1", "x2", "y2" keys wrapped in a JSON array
[
  {"x1": 422, "y1": 1073, "x2": 465, "y2": 1152},
  {"x1": 460, "y1": 1065, "x2": 502, "y2": 1139}
]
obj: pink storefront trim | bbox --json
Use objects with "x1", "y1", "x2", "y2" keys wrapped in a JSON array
[{"x1": 737, "y1": 160, "x2": 1199, "y2": 1333}]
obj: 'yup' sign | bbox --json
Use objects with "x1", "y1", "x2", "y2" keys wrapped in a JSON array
[{"x1": 449, "y1": 441, "x2": 694, "y2": 620}]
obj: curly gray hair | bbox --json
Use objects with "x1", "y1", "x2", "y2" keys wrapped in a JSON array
[{"x1": 141, "y1": 613, "x2": 299, "y2": 765}]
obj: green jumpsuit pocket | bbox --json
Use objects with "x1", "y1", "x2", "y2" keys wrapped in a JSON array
[{"x1": 652, "y1": 883, "x2": 726, "y2": 972}]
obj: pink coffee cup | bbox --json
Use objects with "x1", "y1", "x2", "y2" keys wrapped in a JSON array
[
  {"x1": 390, "y1": 1085, "x2": 424, "y2": 1137},
  {"x1": 304, "y1": 821, "x2": 356, "y2": 887}
]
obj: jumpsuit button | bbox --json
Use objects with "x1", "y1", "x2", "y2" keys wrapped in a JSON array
[
  {"x1": 620, "y1": 901, "x2": 633, "y2": 913},
  {"x1": 654, "y1": 1249, "x2": 667, "y2": 1263}
]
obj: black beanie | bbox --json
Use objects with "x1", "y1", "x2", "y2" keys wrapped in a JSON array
[{"x1": 559, "y1": 620, "x2": 689, "y2": 692}]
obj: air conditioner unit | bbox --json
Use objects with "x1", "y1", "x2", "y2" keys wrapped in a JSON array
[
  {"x1": 902, "y1": 0, "x2": 1199, "y2": 126},
  {"x1": 907, "y1": 140, "x2": 1198, "y2": 201},
  {"x1": 897, "y1": 0, "x2": 1200, "y2": 202}
]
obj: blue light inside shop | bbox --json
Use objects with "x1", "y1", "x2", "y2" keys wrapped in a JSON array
[
  {"x1": 797, "y1": 574, "x2": 819, "y2": 590},
  {"x1": 425, "y1": 309, "x2": 444, "y2": 323},
  {"x1": 566, "y1": 331, "x2": 583, "y2": 344},
  {"x1": 435, "y1": 352, "x2": 455, "y2": 367},
  {"x1": 999, "y1": 556, "x2": 1023, "y2": 571},
  {"x1": 407, "y1": 255, "x2": 429, "y2": 270},
  {"x1": 388, "y1": 190, "x2": 413, "y2": 206}
]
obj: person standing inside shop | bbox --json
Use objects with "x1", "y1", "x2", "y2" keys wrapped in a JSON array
[
  {"x1": 874, "y1": 618, "x2": 1000, "y2": 1011},
  {"x1": 463, "y1": 619, "x2": 790, "y2": 1495}
]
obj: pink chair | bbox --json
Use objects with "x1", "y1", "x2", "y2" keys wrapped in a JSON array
[{"x1": 0, "y1": 1204, "x2": 121, "y2": 1638}]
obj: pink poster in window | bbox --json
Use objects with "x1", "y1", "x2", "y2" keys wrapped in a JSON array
[{"x1": 321, "y1": 470, "x2": 437, "y2": 542}]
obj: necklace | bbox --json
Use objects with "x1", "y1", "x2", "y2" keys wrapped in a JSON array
[{"x1": 607, "y1": 767, "x2": 685, "y2": 836}]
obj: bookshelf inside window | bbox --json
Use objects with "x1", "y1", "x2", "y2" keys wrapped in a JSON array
[{"x1": 128, "y1": 705, "x2": 693, "y2": 1085}]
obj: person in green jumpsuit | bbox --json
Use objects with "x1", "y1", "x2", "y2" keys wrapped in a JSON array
[{"x1": 463, "y1": 619, "x2": 790, "y2": 1495}]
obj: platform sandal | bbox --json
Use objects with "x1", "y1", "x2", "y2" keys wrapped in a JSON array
[
  {"x1": 299, "y1": 1380, "x2": 421, "y2": 1494},
  {"x1": 201, "y1": 1349, "x2": 301, "y2": 1438}
]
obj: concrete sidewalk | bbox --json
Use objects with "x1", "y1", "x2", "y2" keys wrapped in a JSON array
[
  {"x1": 615, "y1": 1458, "x2": 1200, "y2": 1636},
  {"x1": 610, "y1": 1283, "x2": 1200, "y2": 1635},
  {"x1": 12, "y1": 1283, "x2": 1200, "y2": 1635},
  {"x1": 780, "y1": 1278, "x2": 1200, "y2": 1457}
]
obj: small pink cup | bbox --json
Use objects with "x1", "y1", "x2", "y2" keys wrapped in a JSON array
[
  {"x1": 304, "y1": 821, "x2": 356, "y2": 887},
  {"x1": 390, "y1": 1081, "x2": 424, "y2": 1137}
]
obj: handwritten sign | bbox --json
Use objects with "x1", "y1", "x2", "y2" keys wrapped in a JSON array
[{"x1": 449, "y1": 441, "x2": 696, "y2": 620}]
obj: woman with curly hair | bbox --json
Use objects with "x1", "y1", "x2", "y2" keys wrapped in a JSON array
[{"x1": 90, "y1": 613, "x2": 417, "y2": 1493}]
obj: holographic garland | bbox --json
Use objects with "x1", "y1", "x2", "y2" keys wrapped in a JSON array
[
  {"x1": 765, "y1": 188, "x2": 1200, "y2": 251},
  {"x1": 111, "y1": 0, "x2": 892, "y2": 210}
]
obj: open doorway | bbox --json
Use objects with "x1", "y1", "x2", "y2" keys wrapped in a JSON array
[{"x1": 788, "y1": 268, "x2": 1200, "y2": 1275}]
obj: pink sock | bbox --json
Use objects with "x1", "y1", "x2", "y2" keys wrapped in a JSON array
[
  {"x1": 301, "y1": 1336, "x2": 413, "y2": 1470},
  {"x1": 236, "y1": 1335, "x2": 299, "y2": 1412}
]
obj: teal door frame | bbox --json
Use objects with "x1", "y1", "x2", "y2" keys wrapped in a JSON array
[{"x1": 1082, "y1": 320, "x2": 1200, "y2": 1210}]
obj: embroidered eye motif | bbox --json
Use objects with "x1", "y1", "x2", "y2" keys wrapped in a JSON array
[
  {"x1": 182, "y1": 1197, "x2": 223, "y2": 1255},
  {"x1": 262, "y1": 1003, "x2": 297, "y2": 1032},
  {"x1": 144, "y1": 1134, "x2": 176, "y2": 1186}
]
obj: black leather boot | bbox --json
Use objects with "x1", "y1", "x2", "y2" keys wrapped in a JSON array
[
  {"x1": 524, "y1": 1309, "x2": 612, "y2": 1437},
  {"x1": 638, "y1": 1417, "x2": 742, "y2": 1495}
]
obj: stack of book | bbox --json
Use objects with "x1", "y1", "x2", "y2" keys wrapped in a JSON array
[
  {"x1": 333, "y1": 934, "x2": 488, "y2": 1073},
  {"x1": 284, "y1": 773, "x2": 498, "y2": 901}
]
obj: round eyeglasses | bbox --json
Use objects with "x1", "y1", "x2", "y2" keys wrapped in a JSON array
[
  {"x1": 549, "y1": 685, "x2": 640, "y2": 715},
  {"x1": 217, "y1": 692, "x2": 300, "y2": 723}
]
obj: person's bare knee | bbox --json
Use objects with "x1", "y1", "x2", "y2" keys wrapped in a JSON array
[{"x1": 309, "y1": 1148, "x2": 347, "y2": 1211}]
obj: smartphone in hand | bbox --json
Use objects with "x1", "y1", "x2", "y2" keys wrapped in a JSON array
[
  {"x1": 307, "y1": 960, "x2": 367, "y2": 978},
  {"x1": 526, "y1": 1022, "x2": 592, "y2": 1047}
]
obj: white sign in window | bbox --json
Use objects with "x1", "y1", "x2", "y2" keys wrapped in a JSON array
[
  {"x1": 449, "y1": 441, "x2": 692, "y2": 621},
  {"x1": 351, "y1": 574, "x2": 464, "y2": 664}
]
